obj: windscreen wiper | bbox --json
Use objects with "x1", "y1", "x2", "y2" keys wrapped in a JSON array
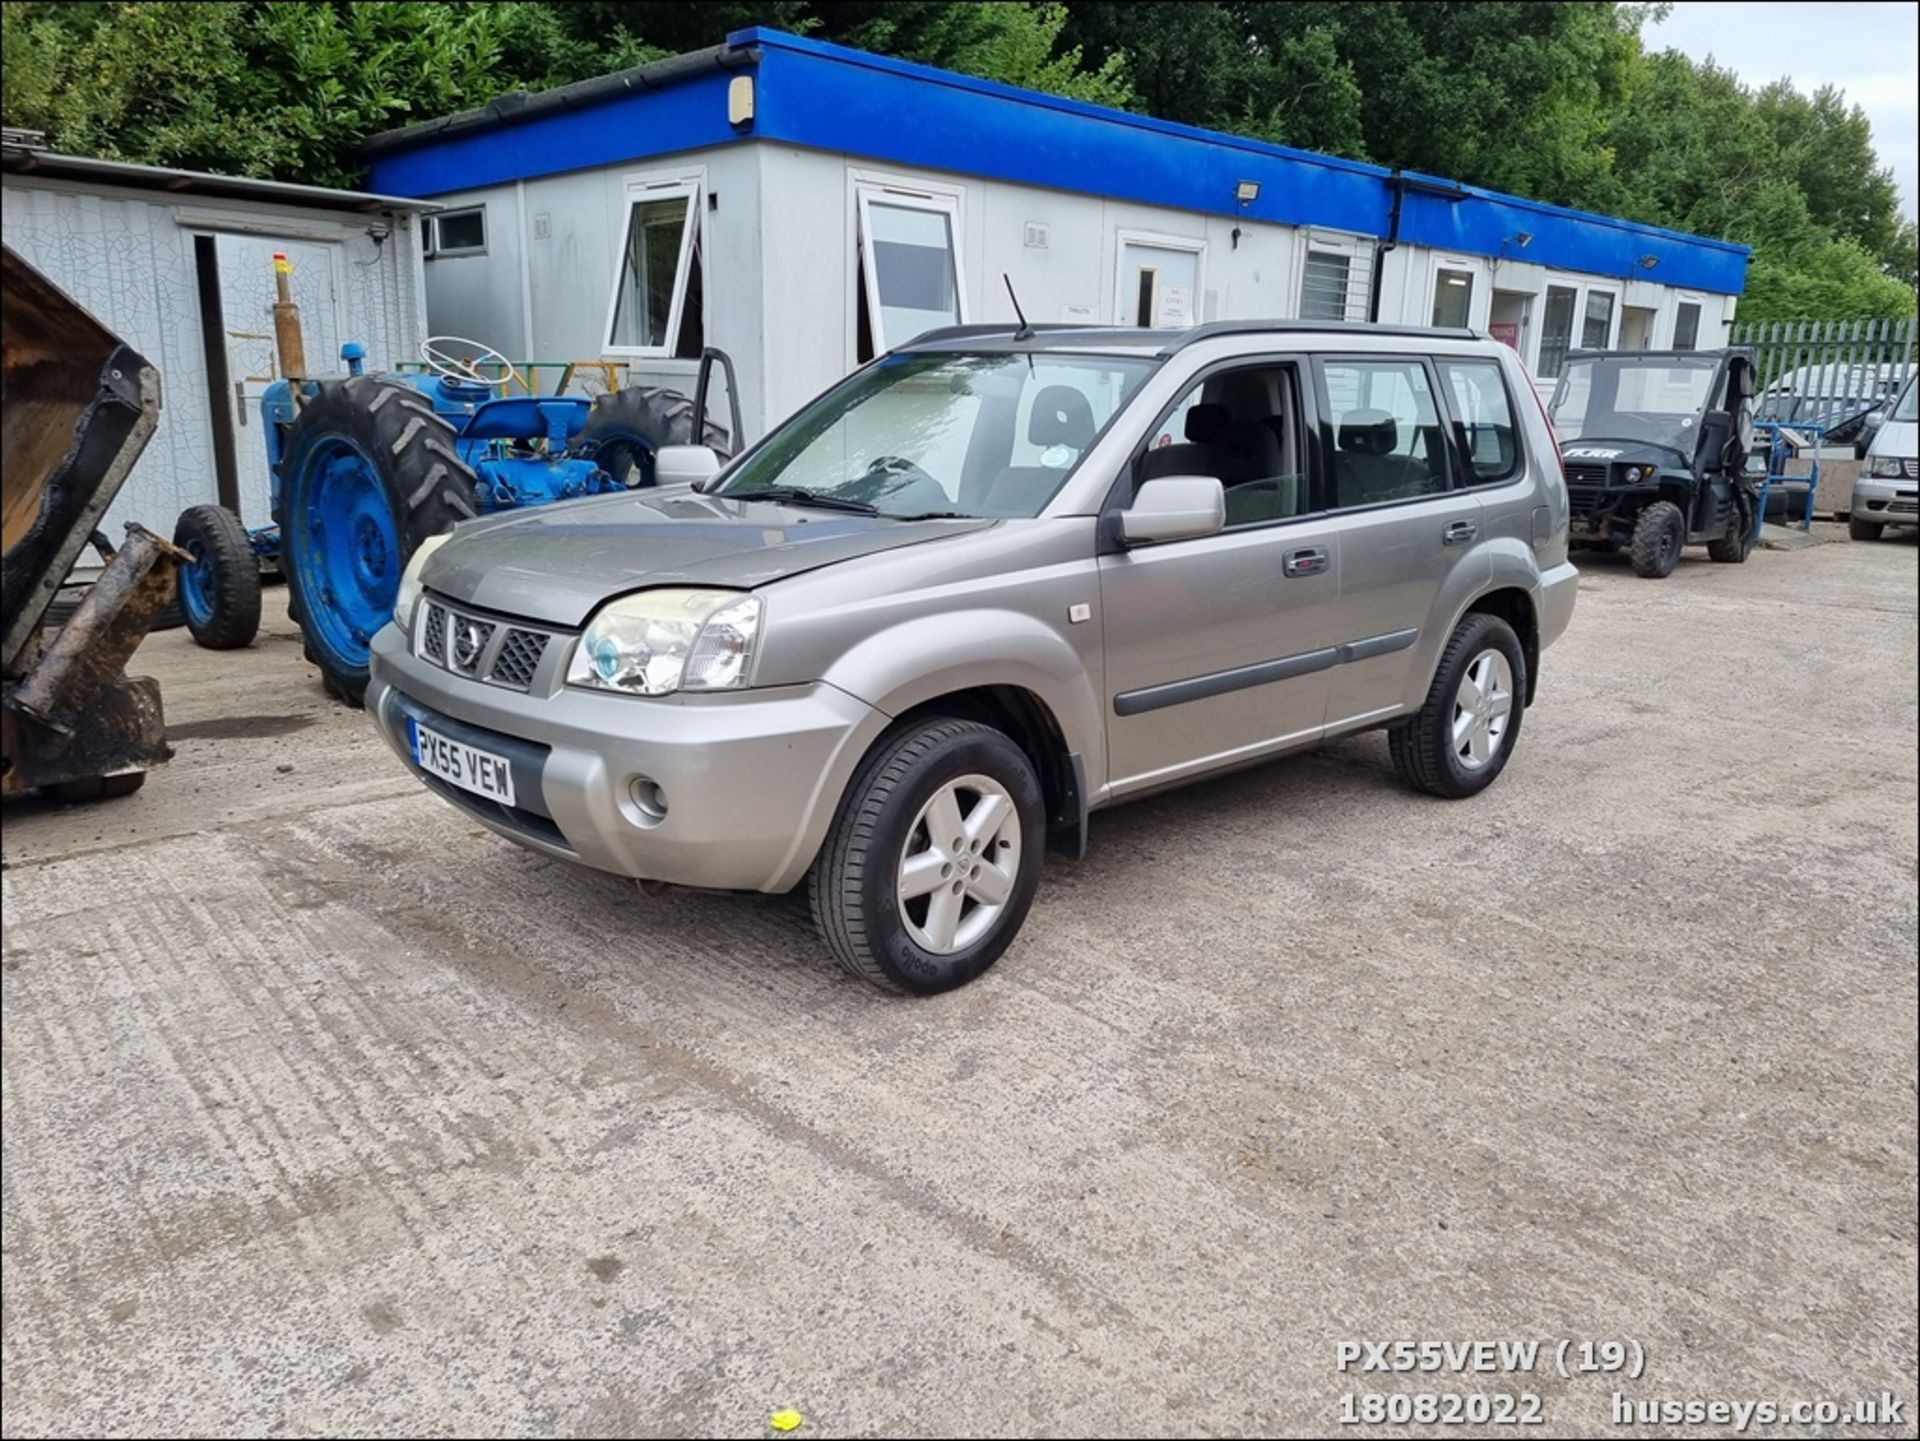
[
  {"x1": 735, "y1": 486, "x2": 879, "y2": 515},
  {"x1": 886, "y1": 510, "x2": 975, "y2": 521}
]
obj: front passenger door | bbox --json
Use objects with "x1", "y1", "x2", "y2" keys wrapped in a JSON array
[{"x1": 1098, "y1": 360, "x2": 1343, "y2": 795}]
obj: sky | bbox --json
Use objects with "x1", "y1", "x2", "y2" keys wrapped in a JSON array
[{"x1": 1642, "y1": 0, "x2": 1919, "y2": 220}]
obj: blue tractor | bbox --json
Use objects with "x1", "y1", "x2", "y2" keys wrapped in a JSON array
[{"x1": 184, "y1": 334, "x2": 734, "y2": 704}]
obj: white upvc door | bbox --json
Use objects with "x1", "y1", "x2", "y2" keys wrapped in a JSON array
[{"x1": 1113, "y1": 230, "x2": 1206, "y2": 328}]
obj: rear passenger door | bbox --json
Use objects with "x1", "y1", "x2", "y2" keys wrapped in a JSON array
[{"x1": 1315, "y1": 355, "x2": 1489, "y2": 728}]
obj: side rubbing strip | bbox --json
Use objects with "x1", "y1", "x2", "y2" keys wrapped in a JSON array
[
  {"x1": 1337, "y1": 628, "x2": 1419, "y2": 664},
  {"x1": 1113, "y1": 647, "x2": 1339, "y2": 717}
]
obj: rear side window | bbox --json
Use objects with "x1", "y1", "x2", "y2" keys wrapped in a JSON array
[
  {"x1": 1319, "y1": 358, "x2": 1450, "y2": 510},
  {"x1": 1437, "y1": 359, "x2": 1521, "y2": 483}
]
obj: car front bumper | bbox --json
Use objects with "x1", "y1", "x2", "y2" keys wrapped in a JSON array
[
  {"x1": 368, "y1": 624, "x2": 890, "y2": 893},
  {"x1": 1851, "y1": 474, "x2": 1919, "y2": 526}
]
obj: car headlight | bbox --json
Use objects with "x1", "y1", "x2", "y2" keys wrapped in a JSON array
[
  {"x1": 395, "y1": 533, "x2": 450, "y2": 633},
  {"x1": 1867, "y1": 455, "x2": 1907, "y2": 478},
  {"x1": 1621, "y1": 465, "x2": 1648, "y2": 483},
  {"x1": 566, "y1": 589, "x2": 761, "y2": 696}
]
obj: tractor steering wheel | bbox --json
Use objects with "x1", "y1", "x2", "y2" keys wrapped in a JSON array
[{"x1": 420, "y1": 334, "x2": 524, "y2": 391}]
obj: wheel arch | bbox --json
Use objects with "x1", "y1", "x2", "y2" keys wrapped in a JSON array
[
  {"x1": 890, "y1": 684, "x2": 1088, "y2": 858},
  {"x1": 1463, "y1": 585, "x2": 1541, "y2": 705}
]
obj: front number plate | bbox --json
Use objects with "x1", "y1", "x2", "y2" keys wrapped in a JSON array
[{"x1": 407, "y1": 717, "x2": 516, "y2": 806}]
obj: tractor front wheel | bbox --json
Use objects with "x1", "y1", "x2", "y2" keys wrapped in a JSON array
[
  {"x1": 274, "y1": 377, "x2": 480, "y2": 706},
  {"x1": 575, "y1": 386, "x2": 732, "y2": 488},
  {"x1": 173, "y1": 504, "x2": 263, "y2": 648}
]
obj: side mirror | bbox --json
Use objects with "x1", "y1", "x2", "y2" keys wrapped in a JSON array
[
  {"x1": 1119, "y1": 475, "x2": 1226, "y2": 546},
  {"x1": 655, "y1": 444, "x2": 722, "y2": 488}
]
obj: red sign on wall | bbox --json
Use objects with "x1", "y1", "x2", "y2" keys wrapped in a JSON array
[{"x1": 1490, "y1": 322, "x2": 1521, "y2": 350}]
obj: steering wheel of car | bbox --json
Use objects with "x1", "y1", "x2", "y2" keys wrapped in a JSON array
[{"x1": 420, "y1": 334, "x2": 524, "y2": 391}]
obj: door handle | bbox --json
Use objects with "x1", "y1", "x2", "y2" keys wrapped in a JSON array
[
  {"x1": 1443, "y1": 519, "x2": 1479, "y2": 545},
  {"x1": 1282, "y1": 546, "x2": 1330, "y2": 578}
]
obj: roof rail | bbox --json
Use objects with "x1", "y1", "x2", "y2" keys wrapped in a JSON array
[
  {"x1": 1158, "y1": 319, "x2": 1479, "y2": 355},
  {"x1": 902, "y1": 322, "x2": 1087, "y2": 346}
]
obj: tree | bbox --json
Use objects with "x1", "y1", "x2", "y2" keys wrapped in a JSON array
[{"x1": 3, "y1": 0, "x2": 1911, "y2": 319}]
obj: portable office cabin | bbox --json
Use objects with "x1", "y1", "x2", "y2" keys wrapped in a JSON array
[
  {"x1": 1, "y1": 142, "x2": 433, "y2": 546},
  {"x1": 365, "y1": 28, "x2": 1750, "y2": 437}
]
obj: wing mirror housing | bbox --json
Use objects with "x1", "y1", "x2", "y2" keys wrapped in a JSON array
[
  {"x1": 1118, "y1": 475, "x2": 1226, "y2": 546},
  {"x1": 655, "y1": 444, "x2": 723, "y2": 488}
]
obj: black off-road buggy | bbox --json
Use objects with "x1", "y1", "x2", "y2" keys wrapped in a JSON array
[{"x1": 1549, "y1": 348, "x2": 1761, "y2": 578}]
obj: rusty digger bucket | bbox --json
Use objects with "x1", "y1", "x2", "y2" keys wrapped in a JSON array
[{"x1": 3, "y1": 244, "x2": 186, "y2": 803}]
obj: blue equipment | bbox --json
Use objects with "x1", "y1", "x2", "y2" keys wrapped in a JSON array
[{"x1": 247, "y1": 339, "x2": 737, "y2": 704}]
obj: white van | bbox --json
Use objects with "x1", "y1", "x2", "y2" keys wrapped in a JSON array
[{"x1": 1852, "y1": 375, "x2": 1918, "y2": 540}]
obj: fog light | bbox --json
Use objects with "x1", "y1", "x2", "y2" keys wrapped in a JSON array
[{"x1": 628, "y1": 776, "x2": 669, "y2": 823}]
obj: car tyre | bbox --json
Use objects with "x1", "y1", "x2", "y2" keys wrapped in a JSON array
[
  {"x1": 810, "y1": 717, "x2": 1045, "y2": 995},
  {"x1": 1706, "y1": 489, "x2": 1756, "y2": 564},
  {"x1": 1388, "y1": 612, "x2": 1527, "y2": 800},
  {"x1": 1629, "y1": 500, "x2": 1686, "y2": 578},
  {"x1": 1848, "y1": 517, "x2": 1884, "y2": 542}
]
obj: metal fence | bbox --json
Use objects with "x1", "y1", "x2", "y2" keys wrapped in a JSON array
[{"x1": 1733, "y1": 317, "x2": 1916, "y2": 427}]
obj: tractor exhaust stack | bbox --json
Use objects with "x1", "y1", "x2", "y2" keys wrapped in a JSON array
[{"x1": 271, "y1": 251, "x2": 307, "y2": 379}]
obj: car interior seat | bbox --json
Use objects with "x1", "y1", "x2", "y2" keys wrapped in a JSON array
[
  {"x1": 974, "y1": 384, "x2": 1098, "y2": 514},
  {"x1": 1336, "y1": 409, "x2": 1434, "y2": 506}
]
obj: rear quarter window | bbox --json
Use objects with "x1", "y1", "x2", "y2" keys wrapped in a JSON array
[{"x1": 1438, "y1": 358, "x2": 1522, "y2": 484}]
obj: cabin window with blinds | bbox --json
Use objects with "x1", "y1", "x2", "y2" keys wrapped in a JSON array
[
  {"x1": 605, "y1": 179, "x2": 704, "y2": 358},
  {"x1": 1300, "y1": 249, "x2": 1356, "y2": 321}
]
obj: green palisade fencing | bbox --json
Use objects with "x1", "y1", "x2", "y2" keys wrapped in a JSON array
[{"x1": 1733, "y1": 317, "x2": 1916, "y2": 425}]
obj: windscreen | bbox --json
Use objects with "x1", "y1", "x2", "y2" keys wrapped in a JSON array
[
  {"x1": 718, "y1": 351, "x2": 1157, "y2": 518},
  {"x1": 1550, "y1": 356, "x2": 1718, "y2": 453},
  {"x1": 1895, "y1": 377, "x2": 1919, "y2": 424}
]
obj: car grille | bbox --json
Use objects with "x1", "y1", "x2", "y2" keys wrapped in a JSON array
[
  {"x1": 1563, "y1": 462, "x2": 1610, "y2": 489},
  {"x1": 1896, "y1": 458, "x2": 1919, "y2": 480},
  {"x1": 491, "y1": 628, "x2": 548, "y2": 688},
  {"x1": 413, "y1": 598, "x2": 562, "y2": 693},
  {"x1": 1890, "y1": 499, "x2": 1918, "y2": 515},
  {"x1": 422, "y1": 604, "x2": 447, "y2": 663}
]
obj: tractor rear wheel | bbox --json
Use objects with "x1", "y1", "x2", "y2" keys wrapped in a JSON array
[
  {"x1": 1629, "y1": 500, "x2": 1686, "y2": 578},
  {"x1": 274, "y1": 377, "x2": 480, "y2": 706},
  {"x1": 173, "y1": 504, "x2": 263, "y2": 648},
  {"x1": 574, "y1": 386, "x2": 731, "y2": 488}
]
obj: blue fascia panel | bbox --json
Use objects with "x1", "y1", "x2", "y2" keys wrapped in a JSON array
[
  {"x1": 368, "y1": 27, "x2": 1747, "y2": 296},
  {"x1": 1396, "y1": 175, "x2": 1748, "y2": 295},
  {"x1": 366, "y1": 67, "x2": 749, "y2": 196},
  {"x1": 739, "y1": 28, "x2": 1393, "y2": 237}
]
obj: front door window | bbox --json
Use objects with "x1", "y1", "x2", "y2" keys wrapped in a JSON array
[{"x1": 1432, "y1": 268, "x2": 1474, "y2": 328}]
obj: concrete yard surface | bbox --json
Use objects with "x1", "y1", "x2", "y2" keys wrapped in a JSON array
[{"x1": 3, "y1": 530, "x2": 1916, "y2": 1438}]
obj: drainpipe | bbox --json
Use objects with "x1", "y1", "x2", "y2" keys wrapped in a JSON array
[
  {"x1": 1368, "y1": 171, "x2": 1405, "y2": 324},
  {"x1": 1368, "y1": 170, "x2": 1470, "y2": 324}
]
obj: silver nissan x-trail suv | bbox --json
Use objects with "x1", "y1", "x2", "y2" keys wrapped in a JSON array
[{"x1": 370, "y1": 322, "x2": 1578, "y2": 994}]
